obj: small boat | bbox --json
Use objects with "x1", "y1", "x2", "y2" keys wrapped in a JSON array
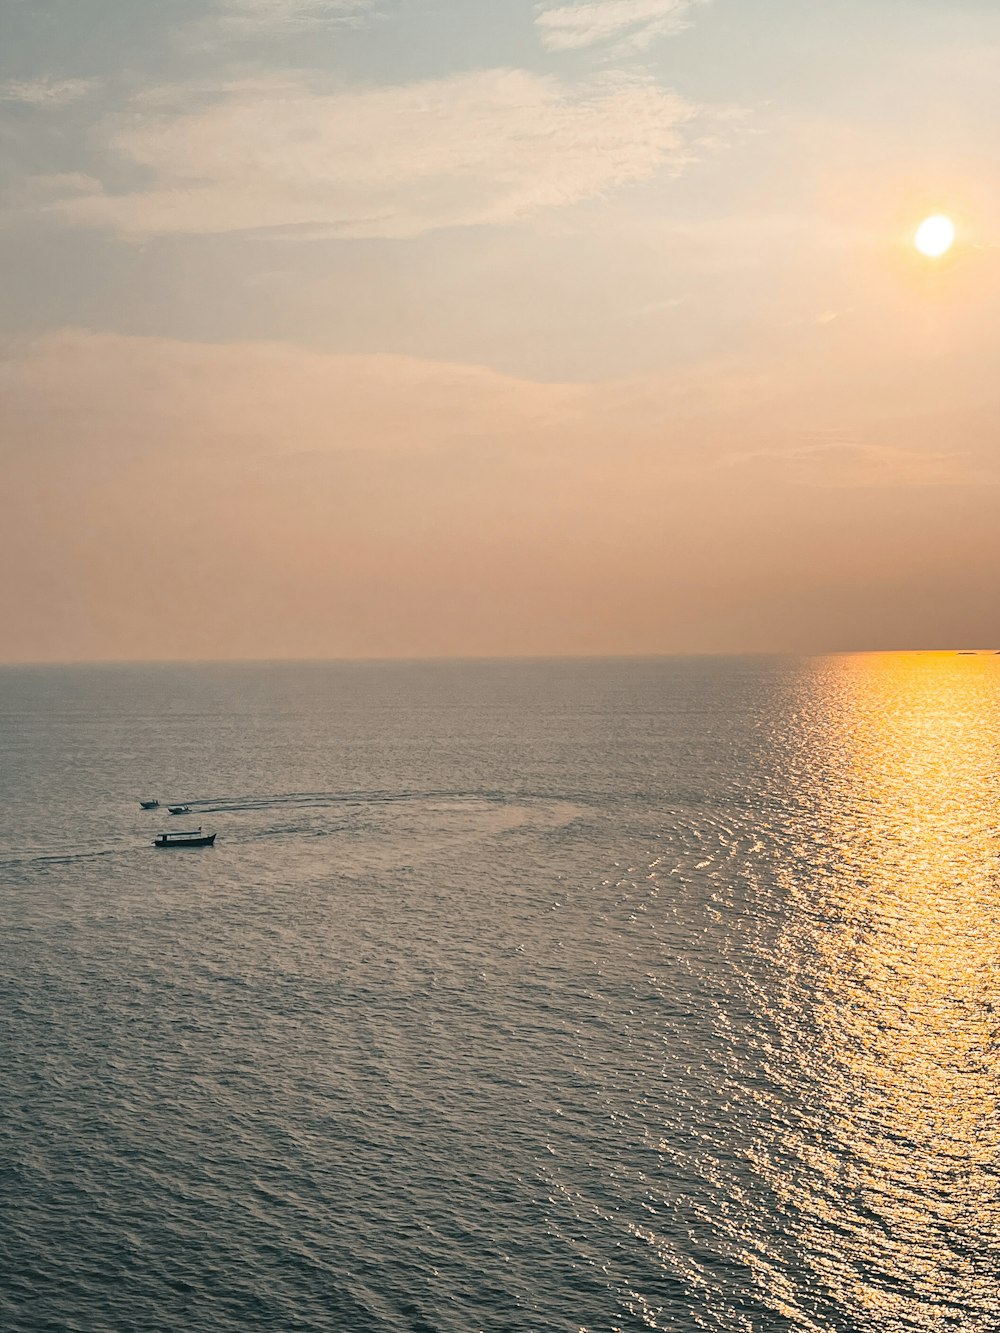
[
  {"x1": 168, "y1": 805, "x2": 191, "y2": 815},
  {"x1": 154, "y1": 829, "x2": 216, "y2": 848},
  {"x1": 139, "y1": 799, "x2": 160, "y2": 809}
]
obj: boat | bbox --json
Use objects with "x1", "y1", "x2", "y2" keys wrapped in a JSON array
[
  {"x1": 168, "y1": 805, "x2": 191, "y2": 815},
  {"x1": 154, "y1": 829, "x2": 216, "y2": 848},
  {"x1": 139, "y1": 799, "x2": 160, "y2": 809}
]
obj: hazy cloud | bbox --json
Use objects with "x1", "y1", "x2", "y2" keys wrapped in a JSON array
[
  {"x1": 214, "y1": 0, "x2": 375, "y2": 34},
  {"x1": 51, "y1": 70, "x2": 702, "y2": 239},
  {"x1": 722, "y1": 437, "x2": 983, "y2": 489},
  {"x1": 536, "y1": 0, "x2": 706, "y2": 52},
  {"x1": 0, "y1": 329, "x2": 588, "y2": 465},
  {"x1": 0, "y1": 77, "x2": 102, "y2": 106}
]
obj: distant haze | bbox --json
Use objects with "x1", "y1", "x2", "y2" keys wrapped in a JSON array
[{"x1": 2, "y1": 0, "x2": 998, "y2": 660}]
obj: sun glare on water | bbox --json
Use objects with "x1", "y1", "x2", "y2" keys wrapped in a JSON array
[{"x1": 914, "y1": 214, "x2": 955, "y2": 258}]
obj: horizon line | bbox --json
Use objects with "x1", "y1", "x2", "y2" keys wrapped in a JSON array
[{"x1": 2, "y1": 648, "x2": 998, "y2": 669}]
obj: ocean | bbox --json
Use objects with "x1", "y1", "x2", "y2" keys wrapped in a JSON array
[{"x1": 2, "y1": 654, "x2": 999, "y2": 1332}]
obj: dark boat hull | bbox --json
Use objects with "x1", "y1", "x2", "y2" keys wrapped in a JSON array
[
  {"x1": 139, "y1": 801, "x2": 159, "y2": 809},
  {"x1": 154, "y1": 833, "x2": 216, "y2": 848}
]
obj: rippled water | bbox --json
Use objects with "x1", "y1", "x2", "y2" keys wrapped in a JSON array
[{"x1": 2, "y1": 655, "x2": 999, "y2": 1331}]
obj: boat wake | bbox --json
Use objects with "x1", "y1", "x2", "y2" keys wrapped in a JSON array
[
  {"x1": 0, "y1": 789, "x2": 590, "y2": 876},
  {"x1": 0, "y1": 846, "x2": 129, "y2": 873},
  {"x1": 186, "y1": 787, "x2": 569, "y2": 816}
]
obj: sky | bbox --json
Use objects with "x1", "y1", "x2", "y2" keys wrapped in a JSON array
[{"x1": 1, "y1": 0, "x2": 998, "y2": 661}]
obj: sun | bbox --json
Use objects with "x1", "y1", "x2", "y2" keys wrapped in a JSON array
[{"x1": 914, "y1": 214, "x2": 955, "y2": 259}]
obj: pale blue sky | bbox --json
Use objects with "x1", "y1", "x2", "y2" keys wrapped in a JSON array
[{"x1": 2, "y1": 0, "x2": 999, "y2": 659}]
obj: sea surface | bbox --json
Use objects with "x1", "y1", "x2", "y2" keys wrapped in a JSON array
[{"x1": 2, "y1": 654, "x2": 1000, "y2": 1332}]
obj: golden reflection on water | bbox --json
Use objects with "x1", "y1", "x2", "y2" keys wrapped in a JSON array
[{"x1": 763, "y1": 653, "x2": 1000, "y2": 1328}]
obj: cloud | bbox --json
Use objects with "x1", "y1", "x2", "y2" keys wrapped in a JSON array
[
  {"x1": 0, "y1": 77, "x2": 101, "y2": 106},
  {"x1": 214, "y1": 0, "x2": 375, "y2": 34},
  {"x1": 2, "y1": 172, "x2": 102, "y2": 212},
  {"x1": 0, "y1": 329, "x2": 588, "y2": 465},
  {"x1": 720, "y1": 436, "x2": 983, "y2": 489},
  {"x1": 50, "y1": 69, "x2": 702, "y2": 239},
  {"x1": 536, "y1": 0, "x2": 706, "y2": 52}
]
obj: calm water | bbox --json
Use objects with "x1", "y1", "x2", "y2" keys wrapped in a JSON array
[{"x1": 2, "y1": 655, "x2": 1000, "y2": 1332}]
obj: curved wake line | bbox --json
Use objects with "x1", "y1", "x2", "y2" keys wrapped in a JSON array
[{"x1": 0, "y1": 845, "x2": 129, "y2": 872}]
